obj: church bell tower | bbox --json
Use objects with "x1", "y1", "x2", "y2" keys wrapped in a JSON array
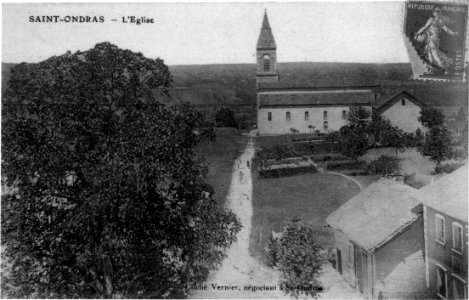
[{"x1": 256, "y1": 10, "x2": 279, "y2": 85}]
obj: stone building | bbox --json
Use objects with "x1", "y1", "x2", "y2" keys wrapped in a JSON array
[
  {"x1": 255, "y1": 12, "x2": 379, "y2": 135},
  {"x1": 326, "y1": 179, "x2": 426, "y2": 299},
  {"x1": 411, "y1": 167, "x2": 468, "y2": 300},
  {"x1": 254, "y1": 12, "x2": 466, "y2": 136}
]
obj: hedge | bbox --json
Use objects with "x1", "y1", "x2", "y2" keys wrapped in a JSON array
[
  {"x1": 325, "y1": 160, "x2": 367, "y2": 171},
  {"x1": 310, "y1": 153, "x2": 347, "y2": 162},
  {"x1": 259, "y1": 165, "x2": 317, "y2": 178}
]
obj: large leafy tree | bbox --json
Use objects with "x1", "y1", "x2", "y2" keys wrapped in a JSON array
[{"x1": 1, "y1": 42, "x2": 241, "y2": 298}]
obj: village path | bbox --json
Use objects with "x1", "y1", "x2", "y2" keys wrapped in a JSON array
[
  {"x1": 326, "y1": 171, "x2": 364, "y2": 190},
  {"x1": 192, "y1": 137, "x2": 364, "y2": 299},
  {"x1": 192, "y1": 138, "x2": 287, "y2": 299}
]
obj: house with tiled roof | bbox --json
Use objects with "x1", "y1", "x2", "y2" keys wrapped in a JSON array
[
  {"x1": 372, "y1": 90, "x2": 429, "y2": 133},
  {"x1": 411, "y1": 167, "x2": 468, "y2": 300},
  {"x1": 325, "y1": 179, "x2": 427, "y2": 299}
]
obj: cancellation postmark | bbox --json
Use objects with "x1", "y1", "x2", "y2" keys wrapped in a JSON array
[{"x1": 404, "y1": 1, "x2": 468, "y2": 80}]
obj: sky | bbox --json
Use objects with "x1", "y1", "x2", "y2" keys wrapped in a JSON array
[{"x1": 2, "y1": 2, "x2": 412, "y2": 65}]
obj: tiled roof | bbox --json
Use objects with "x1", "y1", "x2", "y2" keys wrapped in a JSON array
[
  {"x1": 257, "y1": 63, "x2": 412, "y2": 89},
  {"x1": 326, "y1": 179, "x2": 419, "y2": 251},
  {"x1": 411, "y1": 166, "x2": 468, "y2": 222},
  {"x1": 373, "y1": 91, "x2": 429, "y2": 112},
  {"x1": 259, "y1": 89, "x2": 374, "y2": 107}
]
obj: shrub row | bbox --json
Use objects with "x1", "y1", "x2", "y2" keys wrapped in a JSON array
[
  {"x1": 310, "y1": 153, "x2": 347, "y2": 162},
  {"x1": 263, "y1": 156, "x2": 309, "y2": 168},
  {"x1": 293, "y1": 142, "x2": 341, "y2": 156},
  {"x1": 325, "y1": 160, "x2": 366, "y2": 171},
  {"x1": 259, "y1": 165, "x2": 317, "y2": 178}
]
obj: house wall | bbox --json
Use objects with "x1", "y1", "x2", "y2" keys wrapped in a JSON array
[
  {"x1": 257, "y1": 105, "x2": 350, "y2": 135},
  {"x1": 332, "y1": 228, "x2": 356, "y2": 288},
  {"x1": 425, "y1": 206, "x2": 468, "y2": 299},
  {"x1": 373, "y1": 216, "x2": 425, "y2": 298},
  {"x1": 380, "y1": 98, "x2": 425, "y2": 133}
]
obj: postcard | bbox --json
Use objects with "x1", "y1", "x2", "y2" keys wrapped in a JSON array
[{"x1": 1, "y1": 2, "x2": 468, "y2": 299}]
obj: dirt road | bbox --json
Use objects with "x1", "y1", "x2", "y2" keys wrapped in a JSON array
[{"x1": 192, "y1": 139, "x2": 286, "y2": 299}]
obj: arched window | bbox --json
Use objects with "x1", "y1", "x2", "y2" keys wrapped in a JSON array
[
  {"x1": 342, "y1": 110, "x2": 347, "y2": 120},
  {"x1": 323, "y1": 110, "x2": 328, "y2": 120},
  {"x1": 263, "y1": 54, "x2": 270, "y2": 71},
  {"x1": 286, "y1": 111, "x2": 291, "y2": 121},
  {"x1": 267, "y1": 112, "x2": 272, "y2": 121},
  {"x1": 305, "y1": 111, "x2": 309, "y2": 121},
  {"x1": 402, "y1": 98, "x2": 406, "y2": 105},
  {"x1": 323, "y1": 121, "x2": 328, "y2": 131}
]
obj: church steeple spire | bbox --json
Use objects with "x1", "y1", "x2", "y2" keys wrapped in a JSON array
[
  {"x1": 256, "y1": 10, "x2": 278, "y2": 86},
  {"x1": 257, "y1": 10, "x2": 276, "y2": 50}
]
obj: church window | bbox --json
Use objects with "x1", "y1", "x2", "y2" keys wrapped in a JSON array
[
  {"x1": 305, "y1": 111, "x2": 309, "y2": 121},
  {"x1": 286, "y1": 111, "x2": 291, "y2": 121},
  {"x1": 263, "y1": 54, "x2": 270, "y2": 71},
  {"x1": 323, "y1": 121, "x2": 328, "y2": 131},
  {"x1": 402, "y1": 99, "x2": 406, "y2": 105},
  {"x1": 268, "y1": 112, "x2": 272, "y2": 121},
  {"x1": 342, "y1": 110, "x2": 347, "y2": 120},
  {"x1": 323, "y1": 111, "x2": 328, "y2": 120}
]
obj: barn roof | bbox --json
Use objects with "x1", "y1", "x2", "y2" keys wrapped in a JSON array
[
  {"x1": 325, "y1": 179, "x2": 419, "y2": 251},
  {"x1": 411, "y1": 166, "x2": 468, "y2": 222},
  {"x1": 258, "y1": 89, "x2": 374, "y2": 108},
  {"x1": 373, "y1": 90, "x2": 429, "y2": 113}
]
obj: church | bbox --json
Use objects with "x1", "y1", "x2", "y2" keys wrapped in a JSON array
[{"x1": 255, "y1": 12, "x2": 428, "y2": 136}]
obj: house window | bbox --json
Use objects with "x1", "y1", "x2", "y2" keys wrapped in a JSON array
[
  {"x1": 436, "y1": 265, "x2": 447, "y2": 299},
  {"x1": 402, "y1": 98, "x2": 406, "y2": 105},
  {"x1": 268, "y1": 112, "x2": 272, "y2": 122},
  {"x1": 452, "y1": 275, "x2": 467, "y2": 300},
  {"x1": 263, "y1": 54, "x2": 270, "y2": 71},
  {"x1": 305, "y1": 111, "x2": 309, "y2": 121},
  {"x1": 436, "y1": 214, "x2": 445, "y2": 244},
  {"x1": 452, "y1": 222, "x2": 463, "y2": 253},
  {"x1": 286, "y1": 112, "x2": 291, "y2": 121},
  {"x1": 323, "y1": 121, "x2": 328, "y2": 131},
  {"x1": 323, "y1": 110, "x2": 328, "y2": 120},
  {"x1": 342, "y1": 110, "x2": 347, "y2": 120}
]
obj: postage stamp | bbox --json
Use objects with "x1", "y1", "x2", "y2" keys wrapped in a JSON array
[
  {"x1": 1, "y1": 2, "x2": 468, "y2": 300},
  {"x1": 404, "y1": 1, "x2": 468, "y2": 80}
]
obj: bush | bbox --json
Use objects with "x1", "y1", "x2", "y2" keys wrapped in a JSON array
[
  {"x1": 259, "y1": 165, "x2": 317, "y2": 178},
  {"x1": 368, "y1": 155, "x2": 400, "y2": 175},
  {"x1": 434, "y1": 162, "x2": 464, "y2": 174},
  {"x1": 266, "y1": 221, "x2": 323, "y2": 298},
  {"x1": 215, "y1": 108, "x2": 238, "y2": 128}
]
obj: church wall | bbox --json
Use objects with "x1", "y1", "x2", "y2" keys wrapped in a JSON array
[
  {"x1": 381, "y1": 98, "x2": 426, "y2": 133},
  {"x1": 257, "y1": 106, "x2": 351, "y2": 135}
]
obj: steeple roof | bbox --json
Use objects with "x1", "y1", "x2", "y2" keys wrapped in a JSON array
[{"x1": 257, "y1": 11, "x2": 276, "y2": 50}]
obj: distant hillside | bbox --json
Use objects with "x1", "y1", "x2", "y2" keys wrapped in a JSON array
[{"x1": 3, "y1": 62, "x2": 467, "y2": 114}]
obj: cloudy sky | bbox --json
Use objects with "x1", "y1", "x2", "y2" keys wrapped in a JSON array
[{"x1": 3, "y1": 2, "x2": 411, "y2": 65}]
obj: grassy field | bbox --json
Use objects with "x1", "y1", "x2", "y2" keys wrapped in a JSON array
[
  {"x1": 195, "y1": 128, "x2": 248, "y2": 206},
  {"x1": 250, "y1": 169, "x2": 363, "y2": 263}
]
